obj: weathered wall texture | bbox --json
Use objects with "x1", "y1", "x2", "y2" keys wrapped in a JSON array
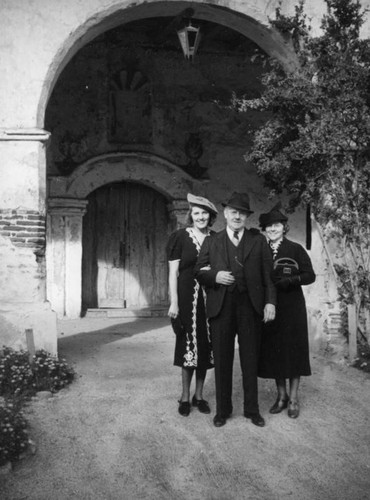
[
  {"x1": 0, "y1": 136, "x2": 57, "y2": 353},
  {"x1": 1, "y1": 0, "x2": 368, "y2": 355}
]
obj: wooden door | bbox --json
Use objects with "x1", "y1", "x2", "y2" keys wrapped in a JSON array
[{"x1": 82, "y1": 182, "x2": 169, "y2": 310}]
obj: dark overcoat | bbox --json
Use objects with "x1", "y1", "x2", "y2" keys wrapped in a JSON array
[
  {"x1": 258, "y1": 237, "x2": 316, "y2": 379},
  {"x1": 194, "y1": 229, "x2": 276, "y2": 317}
]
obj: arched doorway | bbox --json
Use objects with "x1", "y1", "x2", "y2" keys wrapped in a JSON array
[
  {"x1": 47, "y1": 153, "x2": 200, "y2": 318},
  {"x1": 82, "y1": 181, "x2": 170, "y2": 313},
  {"x1": 42, "y1": 3, "x2": 294, "y2": 321}
]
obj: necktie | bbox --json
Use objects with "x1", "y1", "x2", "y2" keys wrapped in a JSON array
[{"x1": 233, "y1": 231, "x2": 239, "y2": 246}]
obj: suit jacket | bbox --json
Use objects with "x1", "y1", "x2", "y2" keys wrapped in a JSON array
[{"x1": 194, "y1": 229, "x2": 276, "y2": 319}]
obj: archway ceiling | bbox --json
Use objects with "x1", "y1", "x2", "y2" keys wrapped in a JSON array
[
  {"x1": 41, "y1": 2, "x2": 296, "y2": 125},
  {"x1": 62, "y1": 1, "x2": 293, "y2": 73},
  {"x1": 96, "y1": 16, "x2": 267, "y2": 57}
]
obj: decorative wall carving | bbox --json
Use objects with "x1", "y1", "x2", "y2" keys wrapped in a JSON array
[
  {"x1": 108, "y1": 63, "x2": 151, "y2": 144},
  {"x1": 182, "y1": 132, "x2": 208, "y2": 179},
  {"x1": 56, "y1": 131, "x2": 88, "y2": 175}
]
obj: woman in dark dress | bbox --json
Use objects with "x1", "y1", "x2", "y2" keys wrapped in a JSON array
[
  {"x1": 258, "y1": 204, "x2": 315, "y2": 418},
  {"x1": 167, "y1": 193, "x2": 218, "y2": 417}
]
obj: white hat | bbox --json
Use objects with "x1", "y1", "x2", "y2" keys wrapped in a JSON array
[{"x1": 187, "y1": 193, "x2": 218, "y2": 215}]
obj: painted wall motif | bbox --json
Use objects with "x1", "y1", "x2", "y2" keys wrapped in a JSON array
[{"x1": 45, "y1": 21, "x2": 269, "y2": 184}]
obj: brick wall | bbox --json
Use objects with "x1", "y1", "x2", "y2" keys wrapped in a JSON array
[{"x1": 0, "y1": 209, "x2": 45, "y2": 255}]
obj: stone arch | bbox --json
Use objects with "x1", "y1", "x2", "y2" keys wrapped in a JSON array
[
  {"x1": 50, "y1": 152, "x2": 201, "y2": 202},
  {"x1": 38, "y1": 0, "x2": 296, "y2": 127},
  {"x1": 43, "y1": 1, "x2": 293, "y2": 319},
  {"x1": 47, "y1": 153, "x2": 203, "y2": 318}
]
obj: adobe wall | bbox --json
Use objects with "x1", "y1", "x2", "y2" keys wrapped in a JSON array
[{"x1": 0, "y1": 0, "x2": 366, "y2": 355}]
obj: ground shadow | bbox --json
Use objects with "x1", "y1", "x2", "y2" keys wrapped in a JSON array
[{"x1": 58, "y1": 317, "x2": 170, "y2": 362}]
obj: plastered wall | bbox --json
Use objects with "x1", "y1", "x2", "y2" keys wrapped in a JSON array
[{"x1": 1, "y1": 0, "x2": 365, "y2": 355}]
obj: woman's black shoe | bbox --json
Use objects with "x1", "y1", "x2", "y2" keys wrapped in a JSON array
[
  {"x1": 269, "y1": 398, "x2": 289, "y2": 414},
  {"x1": 178, "y1": 400, "x2": 191, "y2": 416},
  {"x1": 288, "y1": 400, "x2": 300, "y2": 418},
  {"x1": 192, "y1": 396, "x2": 211, "y2": 414}
]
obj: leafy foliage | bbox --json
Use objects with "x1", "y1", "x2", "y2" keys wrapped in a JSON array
[
  {"x1": 0, "y1": 347, "x2": 75, "y2": 466},
  {"x1": 0, "y1": 347, "x2": 75, "y2": 400},
  {"x1": 0, "y1": 348, "x2": 34, "y2": 400},
  {"x1": 0, "y1": 399, "x2": 29, "y2": 466},
  {"x1": 245, "y1": 0, "x2": 370, "y2": 347},
  {"x1": 32, "y1": 349, "x2": 75, "y2": 393}
]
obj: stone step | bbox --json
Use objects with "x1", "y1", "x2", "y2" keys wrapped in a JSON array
[{"x1": 85, "y1": 306, "x2": 168, "y2": 318}]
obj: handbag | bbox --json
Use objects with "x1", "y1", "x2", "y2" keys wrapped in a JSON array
[{"x1": 273, "y1": 257, "x2": 299, "y2": 279}]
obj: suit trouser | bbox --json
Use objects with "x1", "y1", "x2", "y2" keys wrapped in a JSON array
[{"x1": 209, "y1": 288, "x2": 262, "y2": 416}]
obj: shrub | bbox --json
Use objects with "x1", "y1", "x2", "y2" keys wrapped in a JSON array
[
  {"x1": 0, "y1": 348, "x2": 34, "y2": 400},
  {"x1": 0, "y1": 347, "x2": 75, "y2": 399},
  {"x1": 32, "y1": 349, "x2": 75, "y2": 393},
  {"x1": 0, "y1": 399, "x2": 29, "y2": 466},
  {"x1": 0, "y1": 347, "x2": 75, "y2": 466}
]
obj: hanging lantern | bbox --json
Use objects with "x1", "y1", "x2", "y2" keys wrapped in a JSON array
[{"x1": 177, "y1": 21, "x2": 201, "y2": 60}]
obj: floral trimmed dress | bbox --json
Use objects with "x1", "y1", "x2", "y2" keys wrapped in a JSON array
[{"x1": 166, "y1": 227, "x2": 214, "y2": 369}]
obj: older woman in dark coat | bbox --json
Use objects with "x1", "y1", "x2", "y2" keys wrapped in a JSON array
[{"x1": 258, "y1": 204, "x2": 315, "y2": 418}]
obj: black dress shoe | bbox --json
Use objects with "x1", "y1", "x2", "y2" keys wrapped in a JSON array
[
  {"x1": 213, "y1": 414, "x2": 227, "y2": 427},
  {"x1": 244, "y1": 412, "x2": 265, "y2": 427},
  {"x1": 192, "y1": 396, "x2": 211, "y2": 414},
  {"x1": 178, "y1": 401, "x2": 191, "y2": 417},
  {"x1": 269, "y1": 398, "x2": 289, "y2": 414}
]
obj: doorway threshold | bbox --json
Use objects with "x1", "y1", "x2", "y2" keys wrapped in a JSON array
[{"x1": 85, "y1": 306, "x2": 168, "y2": 318}]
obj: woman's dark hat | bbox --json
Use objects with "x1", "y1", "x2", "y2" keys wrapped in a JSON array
[
  {"x1": 259, "y1": 202, "x2": 288, "y2": 227},
  {"x1": 221, "y1": 192, "x2": 254, "y2": 214},
  {"x1": 187, "y1": 193, "x2": 218, "y2": 215}
]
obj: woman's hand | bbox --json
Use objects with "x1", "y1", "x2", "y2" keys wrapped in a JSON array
[
  {"x1": 275, "y1": 276, "x2": 301, "y2": 291},
  {"x1": 168, "y1": 303, "x2": 179, "y2": 318}
]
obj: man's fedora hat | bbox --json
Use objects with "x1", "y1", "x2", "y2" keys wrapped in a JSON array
[
  {"x1": 259, "y1": 202, "x2": 288, "y2": 228},
  {"x1": 187, "y1": 193, "x2": 218, "y2": 215},
  {"x1": 222, "y1": 192, "x2": 254, "y2": 214}
]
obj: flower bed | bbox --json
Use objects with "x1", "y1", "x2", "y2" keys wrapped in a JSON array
[
  {"x1": 0, "y1": 347, "x2": 75, "y2": 466},
  {"x1": 0, "y1": 399, "x2": 29, "y2": 466}
]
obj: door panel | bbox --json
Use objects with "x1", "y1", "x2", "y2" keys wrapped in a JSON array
[
  {"x1": 96, "y1": 185, "x2": 125, "y2": 307},
  {"x1": 82, "y1": 182, "x2": 169, "y2": 310}
]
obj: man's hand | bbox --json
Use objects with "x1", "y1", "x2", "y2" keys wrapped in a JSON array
[
  {"x1": 215, "y1": 271, "x2": 235, "y2": 286},
  {"x1": 263, "y1": 303, "x2": 275, "y2": 323}
]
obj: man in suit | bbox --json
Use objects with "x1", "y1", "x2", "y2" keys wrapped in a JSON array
[{"x1": 194, "y1": 193, "x2": 276, "y2": 427}]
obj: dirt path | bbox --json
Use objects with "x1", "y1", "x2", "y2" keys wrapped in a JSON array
[{"x1": 1, "y1": 317, "x2": 370, "y2": 500}]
